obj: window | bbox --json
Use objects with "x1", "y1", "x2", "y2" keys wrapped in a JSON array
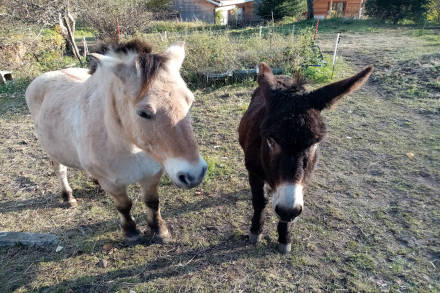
[{"x1": 329, "y1": 1, "x2": 346, "y2": 17}]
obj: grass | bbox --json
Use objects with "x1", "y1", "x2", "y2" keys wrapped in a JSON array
[{"x1": 1, "y1": 23, "x2": 440, "y2": 292}]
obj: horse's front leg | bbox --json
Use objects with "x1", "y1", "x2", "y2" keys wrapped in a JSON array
[
  {"x1": 100, "y1": 181, "x2": 140, "y2": 240},
  {"x1": 139, "y1": 172, "x2": 170, "y2": 243},
  {"x1": 249, "y1": 172, "x2": 267, "y2": 244}
]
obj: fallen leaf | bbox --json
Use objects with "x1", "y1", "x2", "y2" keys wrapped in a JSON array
[
  {"x1": 103, "y1": 243, "x2": 113, "y2": 251},
  {"x1": 98, "y1": 259, "x2": 108, "y2": 268}
]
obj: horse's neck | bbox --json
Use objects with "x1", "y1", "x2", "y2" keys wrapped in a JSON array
[{"x1": 85, "y1": 75, "x2": 133, "y2": 152}]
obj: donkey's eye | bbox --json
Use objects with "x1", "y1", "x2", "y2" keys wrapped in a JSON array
[
  {"x1": 137, "y1": 110, "x2": 154, "y2": 120},
  {"x1": 266, "y1": 137, "x2": 277, "y2": 151}
]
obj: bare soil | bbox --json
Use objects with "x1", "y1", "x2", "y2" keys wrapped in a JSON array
[{"x1": 0, "y1": 26, "x2": 439, "y2": 292}]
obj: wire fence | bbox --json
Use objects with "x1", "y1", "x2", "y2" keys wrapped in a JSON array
[{"x1": 135, "y1": 24, "x2": 326, "y2": 85}]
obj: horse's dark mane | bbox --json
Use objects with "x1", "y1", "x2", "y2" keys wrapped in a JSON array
[{"x1": 88, "y1": 39, "x2": 168, "y2": 96}]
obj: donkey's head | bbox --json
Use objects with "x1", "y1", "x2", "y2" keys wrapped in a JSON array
[
  {"x1": 257, "y1": 63, "x2": 373, "y2": 222},
  {"x1": 90, "y1": 40, "x2": 207, "y2": 188}
]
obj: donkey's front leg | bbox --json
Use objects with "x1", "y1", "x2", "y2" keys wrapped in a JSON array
[
  {"x1": 249, "y1": 172, "x2": 267, "y2": 244},
  {"x1": 139, "y1": 172, "x2": 170, "y2": 243},
  {"x1": 100, "y1": 181, "x2": 140, "y2": 240},
  {"x1": 277, "y1": 221, "x2": 291, "y2": 254}
]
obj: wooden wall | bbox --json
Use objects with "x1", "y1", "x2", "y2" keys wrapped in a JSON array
[
  {"x1": 314, "y1": 0, "x2": 364, "y2": 18},
  {"x1": 174, "y1": 0, "x2": 216, "y2": 22}
]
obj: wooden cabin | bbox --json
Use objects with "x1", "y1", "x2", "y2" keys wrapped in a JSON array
[
  {"x1": 173, "y1": 0, "x2": 257, "y2": 24},
  {"x1": 313, "y1": 0, "x2": 365, "y2": 19}
]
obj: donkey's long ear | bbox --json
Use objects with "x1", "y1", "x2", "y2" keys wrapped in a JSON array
[
  {"x1": 308, "y1": 66, "x2": 373, "y2": 111},
  {"x1": 165, "y1": 42, "x2": 185, "y2": 70},
  {"x1": 257, "y1": 62, "x2": 276, "y2": 90}
]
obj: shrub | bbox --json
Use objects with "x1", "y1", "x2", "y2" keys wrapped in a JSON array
[
  {"x1": 0, "y1": 23, "x2": 74, "y2": 78},
  {"x1": 365, "y1": 0, "x2": 430, "y2": 24},
  {"x1": 139, "y1": 26, "x2": 317, "y2": 86},
  {"x1": 78, "y1": 0, "x2": 173, "y2": 40}
]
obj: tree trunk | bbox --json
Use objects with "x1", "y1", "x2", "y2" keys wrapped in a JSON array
[
  {"x1": 307, "y1": 0, "x2": 314, "y2": 19},
  {"x1": 59, "y1": 11, "x2": 83, "y2": 66}
]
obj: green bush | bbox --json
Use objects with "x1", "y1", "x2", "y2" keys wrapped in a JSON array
[
  {"x1": 141, "y1": 26, "x2": 318, "y2": 86},
  {"x1": 0, "y1": 25, "x2": 75, "y2": 78},
  {"x1": 365, "y1": 0, "x2": 430, "y2": 24}
]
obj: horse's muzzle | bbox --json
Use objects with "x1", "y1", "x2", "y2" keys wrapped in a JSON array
[
  {"x1": 164, "y1": 156, "x2": 208, "y2": 189},
  {"x1": 177, "y1": 164, "x2": 207, "y2": 188}
]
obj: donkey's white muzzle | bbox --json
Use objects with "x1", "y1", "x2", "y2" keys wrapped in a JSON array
[
  {"x1": 272, "y1": 183, "x2": 304, "y2": 222},
  {"x1": 164, "y1": 156, "x2": 207, "y2": 188}
]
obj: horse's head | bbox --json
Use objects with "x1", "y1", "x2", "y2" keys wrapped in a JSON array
[
  {"x1": 91, "y1": 40, "x2": 207, "y2": 188},
  {"x1": 257, "y1": 63, "x2": 373, "y2": 222}
]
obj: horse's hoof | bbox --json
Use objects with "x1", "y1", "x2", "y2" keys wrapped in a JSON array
[
  {"x1": 249, "y1": 233, "x2": 262, "y2": 244},
  {"x1": 63, "y1": 199, "x2": 78, "y2": 208},
  {"x1": 278, "y1": 243, "x2": 291, "y2": 254}
]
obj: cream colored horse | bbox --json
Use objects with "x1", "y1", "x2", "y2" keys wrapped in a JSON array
[{"x1": 25, "y1": 39, "x2": 207, "y2": 242}]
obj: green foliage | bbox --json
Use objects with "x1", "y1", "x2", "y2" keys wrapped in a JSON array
[
  {"x1": 144, "y1": 26, "x2": 317, "y2": 86},
  {"x1": 365, "y1": 0, "x2": 430, "y2": 23},
  {"x1": 257, "y1": 0, "x2": 305, "y2": 21},
  {"x1": 427, "y1": 0, "x2": 440, "y2": 23},
  {"x1": 0, "y1": 25, "x2": 75, "y2": 78}
]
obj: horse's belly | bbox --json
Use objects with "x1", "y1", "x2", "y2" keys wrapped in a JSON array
[{"x1": 35, "y1": 100, "x2": 82, "y2": 168}]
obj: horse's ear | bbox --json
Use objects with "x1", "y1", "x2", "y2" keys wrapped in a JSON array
[
  {"x1": 307, "y1": 66, "x2": 373, "y2": 111},
  {"x1": 89, "y1": 53, "x2": 118, "y2": 66},
  {"x1": 257, "y1": 62, "x2": 276, "y2": 90},
  {"x1": 165, "y1": 42, "x2": 185, "y2": 70}
]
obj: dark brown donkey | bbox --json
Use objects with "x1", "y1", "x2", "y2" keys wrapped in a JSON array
[{"x1": 239, "y1": 63, "x2": 373, "y2": 253}]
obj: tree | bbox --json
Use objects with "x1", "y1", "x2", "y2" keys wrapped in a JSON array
[
  {"x1": 3, "y1": 0, "x2": 83, "y2": 64},
  {"x1": 365, "y1": 0, "x2": 430, "y2": 24},
  {"x1": 307, "y1": 0, "x2": 314, "y2": 19},
  {"x1": 428, "y1": 0, "x2": 440, "y2": 23},
  {"x1": 257, "y1": 0, "x2": 304, "y2": 20}
]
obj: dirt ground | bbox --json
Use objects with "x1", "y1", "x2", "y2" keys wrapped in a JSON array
[{"x1": 0, "y1": 26, "x2": 439, "y2": 292}]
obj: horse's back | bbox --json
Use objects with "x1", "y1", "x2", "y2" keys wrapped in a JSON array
[{"x1": 25, "y1": 68, "x2": 89, "y2": 120}]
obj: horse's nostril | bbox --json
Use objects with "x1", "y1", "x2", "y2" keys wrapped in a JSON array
[
  {"x1": 201, "y1": 165, "x2": 207, "y2": 178},
  {"x1": 178, "y1": 173, "x2": 188, "y2": 185}
]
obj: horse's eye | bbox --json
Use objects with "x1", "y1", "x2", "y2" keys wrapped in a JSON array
[{"x1": 137, "y1": 110, "x2": 154, "y2": 120}]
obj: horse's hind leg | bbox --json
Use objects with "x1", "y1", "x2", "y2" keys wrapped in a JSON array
[
  {"x1": 139, "y1": 172, "x2": 170, "y2": 243},
  {"x1": 51, "y1": 160, "x2": 77, "y2": 207}
]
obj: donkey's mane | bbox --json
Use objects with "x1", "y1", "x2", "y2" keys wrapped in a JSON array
[{"x1": 89, "y1": 39, "x2": 168, "y2": 95}]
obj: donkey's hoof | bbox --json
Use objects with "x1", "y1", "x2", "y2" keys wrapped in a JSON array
[
  {"x1": 123, "y1": 228, "x2": 141, "y2": 242},
  {"x1": 278, "y1": 243, "x2": 291, "y2": 254},
  {"x1": 249, "y1": 233, "x2": 262, "y2": 244},
  {"x1": 152, "y1": 231, "x2": 172, "y2": 244}
]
